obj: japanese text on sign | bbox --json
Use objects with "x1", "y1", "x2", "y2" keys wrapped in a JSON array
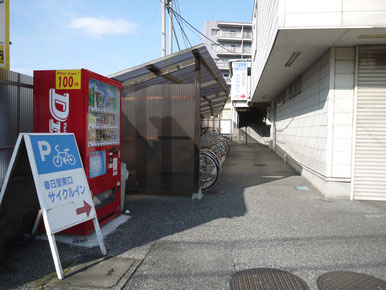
[{"x1": 42, "y1": 176, "x2": 86, "y2": 204}]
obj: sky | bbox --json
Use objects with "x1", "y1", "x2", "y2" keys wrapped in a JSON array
[{"x1": 9, "y1": 0, "x2": 253, "y2": 76}]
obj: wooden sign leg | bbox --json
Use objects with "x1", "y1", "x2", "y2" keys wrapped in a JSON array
[
  {"x1": 93, "y1": 218, "x2": 106, "y2": 255},
  {"x1": 46, "y1": 233, "x2": 64, "y2": 280}
]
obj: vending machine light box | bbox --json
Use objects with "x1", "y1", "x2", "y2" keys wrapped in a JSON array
[
  {"x1": 89, "y1": 151, "x2": 106, "y2": 178},
  {"x1": 33, "y1": 69, "x2": 122, "y2": 235}
]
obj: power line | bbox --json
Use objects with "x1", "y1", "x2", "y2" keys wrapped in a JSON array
[
  {"x1": 177, "y1": 17, "x2": 192, "y2": 47},
  {"x1": 172, "y1": 26, "x2": 181, "y2": 51},
  {"x1": 162, "y1": 0, "x2": 188, "y2": 51},
  {"x1": 166, "y1": 3, "x2": 240, "y2": 55},
  {"x1": 174, "y1": 0, "x2": 187, "y2": 47},
  {"x1": 159, "y1": 0, "x2": 239, "y2": 55},
  {"x1": 170, "y1": 13, "x2": 181, "y2": 51},
  {"x1": 169, "y1": 4, "x2": 192, "y2": 48}
]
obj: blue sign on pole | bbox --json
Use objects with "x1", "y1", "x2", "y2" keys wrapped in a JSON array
[{"x1": 30, "y1": 135, "x2": 82, "y2": 175}]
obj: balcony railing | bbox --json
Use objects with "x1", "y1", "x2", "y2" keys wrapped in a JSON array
[
  {"x1": 217, "y1": 31, "x2": 242, "y2": 38},
  {"x1": 243, "y1": 32, "x2": 252, "y2": 39},
  {"x1": 216, "y1": 61, "x2": 230, "y2": 70},
  {"x1": 243, "y1": 48, "x2": 252, "y2": 54},
  {"x1": 216, "y1": 47, "x2": 242, "y2": 54}
]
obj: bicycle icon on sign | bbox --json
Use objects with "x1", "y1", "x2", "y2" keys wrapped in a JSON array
[{"x1": 53, "y1": 145, "x2": 76, "y2": 167}]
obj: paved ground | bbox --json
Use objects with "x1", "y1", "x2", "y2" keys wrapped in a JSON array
[{"x1": 1, "y1": 143, "x2": 386, "y2": 289}]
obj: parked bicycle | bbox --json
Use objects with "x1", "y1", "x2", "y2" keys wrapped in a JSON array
[{"x1": 199, "y1": 128, "x2": 231, "y2": 190}]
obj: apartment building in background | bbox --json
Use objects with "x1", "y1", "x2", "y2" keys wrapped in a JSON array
[
  {"x1": 250, "y1": 0, "x2": 386, "y2": 201},
  {"x1": 202, "y1": 21, "x2": 252, "y2": 86},
  {"x1": 201, "y1": 21, "x2": 252, "y2": 133}
]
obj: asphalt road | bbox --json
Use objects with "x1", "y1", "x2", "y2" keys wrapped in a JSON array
[{"x1": 1, "y1": 142, "x2": 386, "y2": 289}]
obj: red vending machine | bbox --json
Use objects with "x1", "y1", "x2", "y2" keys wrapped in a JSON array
[{"x1": 33, "y1": 69, "x2": 122, "y2": 235}]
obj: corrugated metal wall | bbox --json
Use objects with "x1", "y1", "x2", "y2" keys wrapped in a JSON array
[
  {"x1": 0, "y1": 69, "x2": 33, "y2": 184},
  {"x1": 353, "y1": 45, "x2": 386, "y2": 201},
  {"x1": 121, "y1": 84, "x2": 199, "y2": 196}
]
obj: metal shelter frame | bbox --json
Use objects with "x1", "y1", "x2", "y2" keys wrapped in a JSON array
[{"x1": 110, "y1": 44, "x2": 229, "y2": 197}]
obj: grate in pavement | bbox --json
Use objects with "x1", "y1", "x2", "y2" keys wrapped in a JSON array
[
  {"x1": 317, "y1": 271, "x2": 386, "y2": 290},
  {"x1": 296, "y1": 186, "x2": 310, "y2": 191},
  {"x1": 230, "y1": 268, "x2": 309, "y2": 290}
]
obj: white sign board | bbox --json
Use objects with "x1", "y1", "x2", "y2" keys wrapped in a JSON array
[
  {"x1": 0, "y1": 133, "x2": 106, "y2": 279},
  {"x1": 220, "y1": 120, "x2": 231, "y2": 135},
  {"x1": 231, "y1": 62, "x2": 248, "y2": 101}
]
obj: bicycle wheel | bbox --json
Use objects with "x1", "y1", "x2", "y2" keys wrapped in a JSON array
[
  {"x1": 200, "y1": 152, "x2": 219, "y2": 190},
  {"x1": 202, "y1": 149, "x2": 220, "y2": 167},
  {"x1": 209, "y1": 144, "x2": 223, "y2": 161},
  {"x1": 219, "y1": 137, "x2": 230, "y2": 155},
  {"x1": 217, "y1": 139, "x2": 228, "y2": 155}
]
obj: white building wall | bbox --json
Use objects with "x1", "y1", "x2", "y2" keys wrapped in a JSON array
[
  {"x1": 284, "y1": 0, "x2": 386, "y2": 27},
  {"x1": 251, "y1": 0, "x2": 386, "y2": 199},
  {"x1": 251, "y1": 0, "x2": 281, "y2": 95},
  {"x1": 275, "y1": 50, "x2": 330, "y2": 177},
  {"x1": 273, "y1": 47, "x2": 357, "y2": 198},
  {"x1": 331, "y1": 47, "x2": 355, "y2": 178},
  {"x1": 251, "y1": 0, "x2": 386, "y2": 100}
]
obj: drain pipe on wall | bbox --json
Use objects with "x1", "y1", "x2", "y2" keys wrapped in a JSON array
[
  {"x1": 271, "y1": 101, "x2": 277, "y2": 150},
  {"x1": 350, "y1": 45, "x2": 359, "y2": 201}
]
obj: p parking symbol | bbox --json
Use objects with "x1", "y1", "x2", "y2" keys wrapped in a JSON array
[{"x1": 38, "y1": 141, "x2": 51, "y2": 162}]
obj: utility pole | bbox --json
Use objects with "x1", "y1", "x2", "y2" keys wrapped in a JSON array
[
  {"x1": 161, "y1": 0, "x2": 173, "y2": 56},
  {"x1": 168, "y1": 0, "x2": 173, "y2": 55},
  {"x1": 161, "y1": 0, "x2": 166, "y2": 57}
]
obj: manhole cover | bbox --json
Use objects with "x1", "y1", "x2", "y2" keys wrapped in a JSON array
[
  {"x1": 230, "y1": 268, "x2": 309, "y2": 290},
  {"x1": 317, "y1": 271, "x2": 386, "y2": 290}
]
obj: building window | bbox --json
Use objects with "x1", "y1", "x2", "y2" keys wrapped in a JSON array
[
  {"x1": 277, "y1": 90, "x2": 286, "y2": 107},
  {"x1": 211, "y1": 29, "x2": 219, "y2": 36},
  {"x1": 289, "y1": 75, "x2": 301, "y2": 99}
]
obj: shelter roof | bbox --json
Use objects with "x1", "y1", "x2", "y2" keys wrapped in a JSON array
[{"x1": 109, "y1": 44, "x2": 229, "y2": 118}]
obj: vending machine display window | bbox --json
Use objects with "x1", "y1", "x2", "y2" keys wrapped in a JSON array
[
  {"x1": 89, "y1": 150, "x2": 106, "y2": 178},
  {"x1": 88, "y1": 79, "x2": 120, "y2": 147}
]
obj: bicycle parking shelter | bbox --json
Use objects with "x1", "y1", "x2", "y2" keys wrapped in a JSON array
[{"x1": 109, "y1": 44, "x2": 229, "y2": 198}]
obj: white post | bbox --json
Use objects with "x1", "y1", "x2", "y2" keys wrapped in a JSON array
[
  {"x1": 168, "y1": 0, "x2": 173, "y2": 55},
  {"x1": 161, "y1": 0, "x2": 166, "y2": 57},
  {"x1": 47, "y1": 233, "x2": 64, "y2": 279},
  {"x1": 93, "y1": 218, "x2": 107, "y2": 255}
]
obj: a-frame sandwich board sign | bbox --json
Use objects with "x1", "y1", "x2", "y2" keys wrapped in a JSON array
[{"x1": 0, "y1": 133, "x2": 106, "y2": 279}]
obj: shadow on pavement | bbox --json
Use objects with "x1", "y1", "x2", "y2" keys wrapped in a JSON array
[{"x1": 0, "y1": 142, "x2": 299, "y2": 289}]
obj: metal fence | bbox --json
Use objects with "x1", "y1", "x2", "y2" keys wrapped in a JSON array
[
  {"x1": 202, "y1": 118, "x2": 232, "y2": 137},
  {"x1": 202, "y1": 117, "x2": 220, "y2": 132},
  {"x1": 0, "y1": 68, "x2": 33, "y2": 183}
]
